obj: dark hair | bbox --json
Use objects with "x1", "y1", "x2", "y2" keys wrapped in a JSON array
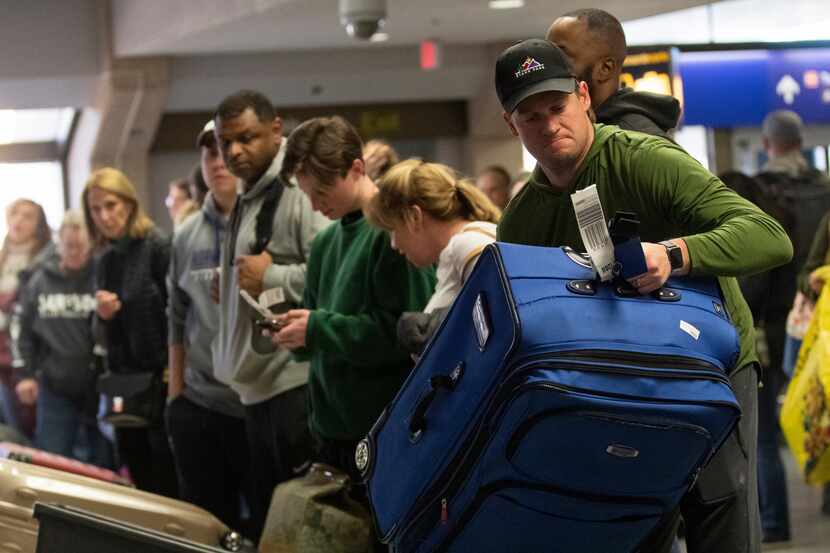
[
  {"x1": 480, "y1": 166, "x2": 512, "y2": 189},
  {"x1": 561, "y1": 8, "x2": 627, "y2": 63},
  {"x1": 281, "y1": 116, "x2": 363, "y2": 186},
  {"x1": 188, "y1": 163, "x2": 208, "y2": 205},
  {"x1": 0, "y1": 199, "x2": 52, "y2": 271},
  {"x1": 169, "y1": 178, "x2": 192, "y2": 199},
  {"x1": 215, "y1": 90, "x2": 277, "y2": 123}
]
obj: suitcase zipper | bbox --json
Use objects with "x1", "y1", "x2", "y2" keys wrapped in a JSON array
[
  {"x1": 566, "y1": 349, "x2": 729, "y2": 376},
  {"x1": 433, "y1": 479, "x2": 665, "y2": 553},
  {"x1": 515, "y1": 349, "x2": 731, "y2": 386},
  {"x1": 398, "y1": 358, "x2": 733, "y2": 549},
  {"x1": 505, "y1": 407, "x2": 712, "y2": 460},
  {"x1": 529, "y1": 360, "x2": 729, "y2": 386}
]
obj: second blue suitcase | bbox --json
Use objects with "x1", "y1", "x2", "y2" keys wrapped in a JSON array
[{"x1": 358, "y1": 243, "x2": 742, "y2": 553}]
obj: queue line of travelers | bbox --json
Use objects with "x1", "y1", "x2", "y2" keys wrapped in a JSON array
[
  {"x1": 0, "y1": 8, "x2": 821, "y2": 553},
  {"x1": 0, "y1": 92, "x2": 503, "y2": 546}
]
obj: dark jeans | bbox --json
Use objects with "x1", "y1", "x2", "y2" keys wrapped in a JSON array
[
  {"x1": 312, "y1": 431, "x2": 387, "y2": 553},
  {"x1": 781, "y1": 336, "x2": 801, "y2": 378},
  {"x1": 165, "y1": 395, "x2": 251, "y2": 533},
  {"x1": 757, "y1": 366, "x2": 790, "y2": 538},
  {"x1": 115, "y1": 423, "x2": 178, "y2": 499},
  {"x1": 36, "y1": 382, "x2": 110, "y2": 467},
  {"x1": 0, "y1": 378, "x2": 35, "y2": 438},
  {"x1": 757, "y1": 320, "x2": 790, "y2": 538},
  {"x1": 244, "y1": 385, "x2": 312, "y2": 542},
  {"x1": 312, "y1": 433, "x2": 364, "y2": 483},
  {"x1": 645, "y1": 365, "x2": 761, "y2": 553}
]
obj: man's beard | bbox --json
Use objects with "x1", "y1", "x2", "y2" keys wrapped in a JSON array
[{"x1": 577, "y1": 64, "x2": 595, "y2": 94}]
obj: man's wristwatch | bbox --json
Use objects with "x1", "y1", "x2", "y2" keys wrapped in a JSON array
[{"x1": 660, "y1": 240, "x2": 683, "y2": 273}]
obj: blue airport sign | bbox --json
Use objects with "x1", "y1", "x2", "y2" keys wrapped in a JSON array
[{"x1": 679, "y1": 48, "x2": 830, "y2": 126}]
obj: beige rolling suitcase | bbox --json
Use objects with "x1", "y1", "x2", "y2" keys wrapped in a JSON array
[{"x1": 0, "y1": 458, "x2": 241, "y2": 553}]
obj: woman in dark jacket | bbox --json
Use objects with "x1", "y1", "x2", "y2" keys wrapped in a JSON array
[{"x1": 83, "y1": 167, "x2": 177, "y2": 498}]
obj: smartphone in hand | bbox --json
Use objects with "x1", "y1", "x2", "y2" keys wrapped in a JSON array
[{"x1": 255, "y1": 318, "x2": 286, "y2": 332}]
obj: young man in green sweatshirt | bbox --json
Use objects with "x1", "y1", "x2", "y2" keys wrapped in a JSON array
[
  {"x1": 495, "y1": 39, "x2": 792, "y2": 553},
  {"x1": 273, "y1": 116, "x2": 436, "y2": 483}
]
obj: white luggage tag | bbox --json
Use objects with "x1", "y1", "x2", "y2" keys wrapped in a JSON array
[
  {"x1": 239, "y1": 289, "x2": 277, "y2": 319},
  {"x1": 571, "y1": 184, "x2": 614, "y2": 282},
  {"x1": 259, "y1": 287, "x2": 285, "y2": 308}
]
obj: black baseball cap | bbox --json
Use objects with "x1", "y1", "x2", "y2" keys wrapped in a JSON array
[
  {"x1": 196, "y1": 119, "x2": 216, "y2": 148},
  {"x1": 495, "y1": 39, "x2": 577, "y2": 113}
]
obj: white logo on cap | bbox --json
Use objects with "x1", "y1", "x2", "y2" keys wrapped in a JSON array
[{"x1": 515, "y1": 56, "x2": 545, "y2": 78}]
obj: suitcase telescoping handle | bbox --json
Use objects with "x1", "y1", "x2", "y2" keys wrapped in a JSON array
[{"x1": 408, "y1": 362, "x2": 465, "y2": 441}]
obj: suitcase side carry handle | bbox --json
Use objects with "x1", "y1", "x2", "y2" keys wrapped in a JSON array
[{"x1": 408, "y1": 362, "x2": 465, "y2": 441}]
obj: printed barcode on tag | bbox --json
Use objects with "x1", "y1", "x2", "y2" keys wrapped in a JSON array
[
  {"x1": 583, "y1": 221, "x2": 609, "y2": 250},
  {"x1": 574, "y1": 199, "x2": 603, "y2": 226},
  {"x1": 571, "y1": 184, "x2": 614, "y2": 281}
]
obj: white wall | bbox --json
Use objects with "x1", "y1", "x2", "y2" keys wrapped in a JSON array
[
  {"x1": 66, "y1": 108, "x2": 102, "y2": 208},
  {"x1": 165, "y1": 44, "x2": 487, "y2": 111},
  {"x1": 0, "y1": 0, "x2": 100, "y2": 109},
  {"x1": 434, "y1": 138, "x2": 469, "y2": 176}
]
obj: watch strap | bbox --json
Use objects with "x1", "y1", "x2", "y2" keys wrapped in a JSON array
[{"x1": 660, "y1": 240, "x2": 683, "y2": 271}]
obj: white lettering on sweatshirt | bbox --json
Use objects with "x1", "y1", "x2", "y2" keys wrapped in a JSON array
[{"x1": 37, "y1": 293, "x2": 96, "y2": 319}]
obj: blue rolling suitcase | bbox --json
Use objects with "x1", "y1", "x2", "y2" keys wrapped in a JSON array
[{"x1": 357, "y1": 243, "x2": 741, "y2": 553}]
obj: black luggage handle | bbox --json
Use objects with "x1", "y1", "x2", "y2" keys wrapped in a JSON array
[
  {"x1": 408, "y1": 362, "x2": 465, "y2": 441},
  {"x1": 564, "y1": 212, "x2": 681, "y2": 303},
  {"x1": 567, "y1": 278, "x2": 681, "y2": 302}
]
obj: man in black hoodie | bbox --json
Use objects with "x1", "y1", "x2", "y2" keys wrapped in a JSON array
[{"x1": 547, "y1": 8, "x2": 680, "y2": 139}]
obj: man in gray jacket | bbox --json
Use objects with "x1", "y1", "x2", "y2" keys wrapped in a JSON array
[
  {"x1": 212, "y1": 90, "x2": 328, "y2": 539},
  {"x1": 166, "y1": 120, "x2": 250, "y2": 534}
]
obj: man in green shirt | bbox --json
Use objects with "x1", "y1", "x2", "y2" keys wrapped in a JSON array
[
  {"x1": 273, "y1": 115, "x2": 436, "y2": 480},
  {"x1": 495, "y1": 39, "x2": 792, "y2": 553}
]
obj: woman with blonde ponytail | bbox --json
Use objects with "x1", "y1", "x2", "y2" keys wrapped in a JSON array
[{"x1": 366, "y1": 159, "x2": 501, "y2": 353}]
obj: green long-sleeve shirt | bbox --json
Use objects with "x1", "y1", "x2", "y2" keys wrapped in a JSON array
[
  {"x1": 302, "y1": 212, "x2": 436, "y2": 441},
  {"x1": 498, "y1": 124, "x2": 793, "y2": 371}
]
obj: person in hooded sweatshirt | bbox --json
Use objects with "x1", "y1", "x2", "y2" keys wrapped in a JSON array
[
  {"x1": 547, "y1": 8, "x2": 681, "y2": 140},
  {"x1": 12, "y1": 210, "x2": 106, "y2": 464},
  {"x1": 165, "y1": 120, "x2": 251, "y2": 534}
]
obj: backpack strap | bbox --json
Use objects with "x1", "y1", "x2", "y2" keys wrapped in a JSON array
[
  {"x1": 250, "y1": 175, "x2": 286, "y2": 255},
  {"x1": 225, "y1": 176, "x2": 286, "y2": 263}
]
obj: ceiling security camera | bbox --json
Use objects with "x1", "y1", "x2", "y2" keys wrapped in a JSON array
[{"x1": 339, "y1": 0, "x2": 386, "y2": 40}]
